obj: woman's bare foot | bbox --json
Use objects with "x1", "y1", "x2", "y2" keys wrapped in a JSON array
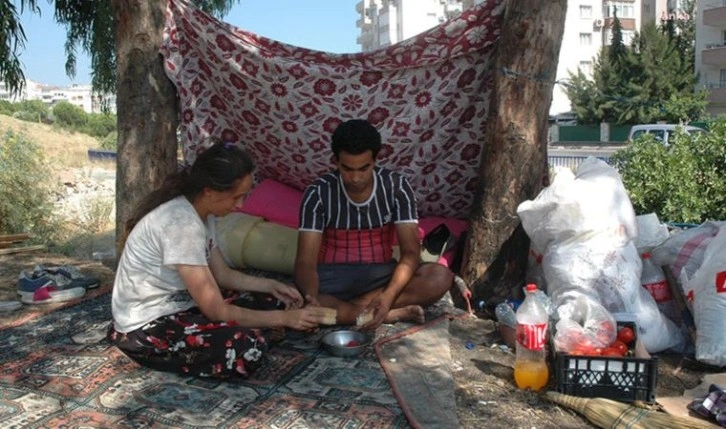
[{"x1": 385, "y1": 305, "x2": 425, "y2": 324}]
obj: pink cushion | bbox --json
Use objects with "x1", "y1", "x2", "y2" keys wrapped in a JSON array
[{"x1": 237, "y1": 179, "x2": 303, "y2": 229}]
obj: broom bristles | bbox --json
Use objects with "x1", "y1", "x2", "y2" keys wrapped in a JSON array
[{"x1": 545, "y1": 392, "x2": 716, "y2": 429}]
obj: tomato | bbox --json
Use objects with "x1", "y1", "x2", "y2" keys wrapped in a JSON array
[
  {"x1": 617, "y1": 327, "x2": 635, "y2": 345},
  {"x1": 611, "y1": 340, "x2": 628, "y2": 355},
  {"x1": 588, "y1": 348, "x2": 603, "y2": 356},
  {"x1": 346, "y1": 340, "x2": 360, "y2": 347},
  {"x1": 602, "y1": 347, "x2": 624, "y2": 357}
]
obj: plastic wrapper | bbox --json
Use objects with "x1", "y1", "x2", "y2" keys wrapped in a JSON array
[{"x1": 554, "y1": 295, "x2": 617, "y2": 353}]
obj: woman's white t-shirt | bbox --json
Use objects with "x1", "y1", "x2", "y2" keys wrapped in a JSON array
[{"x1": 112, "y1": 196, "x2": 216, "y2": 333}]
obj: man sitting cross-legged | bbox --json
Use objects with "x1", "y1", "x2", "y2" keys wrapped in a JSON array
[{"x1": 294, "y1": 119, "x2": 454, "y2": 330}]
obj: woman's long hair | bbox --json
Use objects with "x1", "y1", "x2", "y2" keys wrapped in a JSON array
[{"x1": 118, "y1": 140, "x2": 255, "y2": 251}]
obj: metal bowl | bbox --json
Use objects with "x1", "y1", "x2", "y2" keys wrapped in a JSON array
[{"x1": 321, "y1": 330, "x2": 371, "y2": 357}]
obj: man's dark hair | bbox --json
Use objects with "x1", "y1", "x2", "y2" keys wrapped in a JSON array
[{"x1": 331, "y1": 119, "x2": 382, "y2": 158}]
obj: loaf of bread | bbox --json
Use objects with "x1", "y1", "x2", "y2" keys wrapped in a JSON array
[
  {"x1": 356, "y1": 311, "x2": 373, "y2": 326},
  {"x1": 319, "y1": 307, "x2": 338, "y2": 325}
]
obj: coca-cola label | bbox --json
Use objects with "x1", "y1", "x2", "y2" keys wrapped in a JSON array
[
  {"x1": 716, "y1": 271, "x2": 726, "y2": 294},
  {"x1": 643, "y1": 280, "x2": 672, "y2": 302},
  {"x1": 516, "y1": 322, "x2": 547, "y2": 351}
]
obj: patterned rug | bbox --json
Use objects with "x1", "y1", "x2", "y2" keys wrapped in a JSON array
[{"x1": 0, "y1": 289, "x2": 414, "y2": 428}]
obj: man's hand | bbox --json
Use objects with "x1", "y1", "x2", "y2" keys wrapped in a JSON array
[
  {"x1": 267, "y1": 280, "x2": 303, "y2": 309},
  {"x1": 303, "y1": 294, "x2": 321, "y2": 307},
  {"x1": 359, "y1": 293, "x2": 393, "y2": 330}
]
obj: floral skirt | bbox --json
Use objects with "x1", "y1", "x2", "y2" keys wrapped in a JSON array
[{"x1": 107, "y1": 292, "x2": 281, "y2": 378}]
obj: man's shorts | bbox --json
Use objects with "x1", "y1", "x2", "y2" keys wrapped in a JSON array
[{"x1": 317, "y1": 261, "x2": 397, "y2": 301}]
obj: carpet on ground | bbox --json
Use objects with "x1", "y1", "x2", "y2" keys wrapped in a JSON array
[
  {"x1": 0, "y1": 276, "x2": 462, "y2": 428},
  {"x1": 376, "y1": 316, "x2": 459, "y2": 428}
]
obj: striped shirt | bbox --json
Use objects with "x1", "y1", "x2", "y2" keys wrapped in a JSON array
[{"x1": 299, "y1": 167, "x2": 418, "y2": 264}]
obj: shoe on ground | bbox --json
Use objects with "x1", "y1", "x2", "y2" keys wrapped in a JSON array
[
  {"x1": 32, "y1": 264, "x2": 100, "y2": 290},
  {"x1": 0, "y1": 301, "x2": 22, "y2": 313},
  {"x1": 17, "y1": 271, "x2": 86, "y2": 304}
]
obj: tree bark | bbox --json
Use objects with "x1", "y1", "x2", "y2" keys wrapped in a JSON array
[
  {"x1": 113, "y1": 0, "x2": 179, "y2": 255},
  {"x1": 462, "y1": 0, "x2": 567, "y2": 304}
]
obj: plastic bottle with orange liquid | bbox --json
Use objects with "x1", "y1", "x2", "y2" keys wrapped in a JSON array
[{"x1": 514, "y1": 283, "x2": 549, "y2": 390}]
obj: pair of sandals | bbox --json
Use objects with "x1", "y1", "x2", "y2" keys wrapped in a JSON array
[{"x1": 421, "y1": 223, "x2": 457, "y2": 263}]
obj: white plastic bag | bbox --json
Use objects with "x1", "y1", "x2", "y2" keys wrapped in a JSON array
[
  {"x1": 635, "y1": 213, "x2": 670, "y2": 253},
  {"x1": 688, "y1": 226, "x2": 726, "y2": 367}
]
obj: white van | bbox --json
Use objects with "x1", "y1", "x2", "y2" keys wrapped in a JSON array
[
  {"x1": 628, "y1": 124, "x2": 706, "y2": 146},
  {"x1": 553, "y1": 112, "x2": 577, "y2": 126}
]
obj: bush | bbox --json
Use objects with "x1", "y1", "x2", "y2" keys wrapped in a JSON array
[
  {"x1": 0, "y1": 100, "x2": 16, "y2": 116},
  {"x1": 0, "y1": 130, "x2": 61, "y2": 240},
  {"x1": 100, "y1": 131, "x2": 118, "y2": 150},
  {"x1": 84, "y1": 113, "x2": 117, "y2": 138},
  {"x1": 611, "y1": 119, "x2": 726, "y2": 223},
  {"x1": 53, "y1": 101, "x2": 88, "y2": 129},
  {"x1": 12, "y1": 100, "x2": 51, "y2": 123}
]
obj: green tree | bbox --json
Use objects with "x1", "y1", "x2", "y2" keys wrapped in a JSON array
[
  {"x1": 0, "y1": 1, "x2": 37, "y2": 94},
  {"x1": 53, "y1": 101, "x2": 88, "y2": 129},
  {"x1": 565, "y1": 70, "x2": 601, "y2": 125},
  {"x1": 565, "y1": 12, "x2": 703, "y2": 125},
  {"x1": 663, "y1": 0, "x2": 695, "y2": 66},
  {"x1": 608, "y1": 11, "x2": 628, "y2": 71}
]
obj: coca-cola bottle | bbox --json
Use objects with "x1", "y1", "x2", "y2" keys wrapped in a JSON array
[{"x1": 514, "y1": 283, "x2": 549, "y2": 391}]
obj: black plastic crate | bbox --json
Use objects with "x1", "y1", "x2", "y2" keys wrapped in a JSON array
[{"x1": 552, "y1": 321, "x2": 658, "y2": 403}]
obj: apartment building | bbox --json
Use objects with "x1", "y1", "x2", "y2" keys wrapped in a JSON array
[
  {"x1": 0, "y1": 79, "x2": 44, "y2": 103},
  {"x1": 356, "y1": 0, "x2": 463, "y2": 52},
  {"x1": 696, "y1": 0, "x2": 726, "y2": 116},
  {"x1": 0, "y1": 79, "x2": 114, "y2": 114}
]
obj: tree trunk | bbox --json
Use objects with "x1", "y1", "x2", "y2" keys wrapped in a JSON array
[
  {"x1": 113, "y1": 0, "x2": 179, "y2": 256},
  {"x1": 462, "y1": 0, "x2": 567, "y2": 305}
]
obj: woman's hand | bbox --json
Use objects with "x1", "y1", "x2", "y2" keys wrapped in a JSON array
[
  {"x1": 266, "y1": 280, "x2": 303, "y2": 309},
  {"x1": 283, "y1": 306, "x2": 332, "y2": 330}
]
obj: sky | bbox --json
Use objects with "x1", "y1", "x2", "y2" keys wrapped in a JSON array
[{"x1": 18, "y1": 0, "x2": 361, "y2": 87}]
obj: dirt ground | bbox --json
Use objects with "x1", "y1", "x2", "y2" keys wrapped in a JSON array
[{"x1": 0, "y1": 251, "x2": 719, "y2": 428}]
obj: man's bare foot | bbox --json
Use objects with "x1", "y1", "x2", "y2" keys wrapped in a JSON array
[{"x1": 385, "y1": 305, "x2": 425, "y2": 324}]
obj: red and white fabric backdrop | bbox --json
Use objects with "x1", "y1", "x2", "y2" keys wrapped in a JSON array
[{"x1": 161, "y1": 0, "x2": 504, "y2": 219}]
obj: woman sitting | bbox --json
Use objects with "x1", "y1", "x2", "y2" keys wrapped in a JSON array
[{"x1": 108, "y1": 140, "x2": 329, "y2": 378}]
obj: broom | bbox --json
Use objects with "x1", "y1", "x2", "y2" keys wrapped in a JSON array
[{"x1": 545, "y1": 391, "x2": 717, "y2": 429}]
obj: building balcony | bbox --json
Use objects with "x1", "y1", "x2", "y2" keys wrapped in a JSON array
[
  {"x1": 356, "y1": 32, "x2": 374, "y2": 45},
  {"x1": 704, "y1": 5, "x2": 726, "y2": 26},
  {"x1": 706, "y1": 83, "x2": 726, "y2": 104},
  {"x1": 604, "y1": 17, "x2": 635, "y2": 31},
  {"x1": 702, "y1": 45, "x2": 726, "y2": 65},
  {"x1": 356, "y1": 17, "x2": 373, "y2": 29}
]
